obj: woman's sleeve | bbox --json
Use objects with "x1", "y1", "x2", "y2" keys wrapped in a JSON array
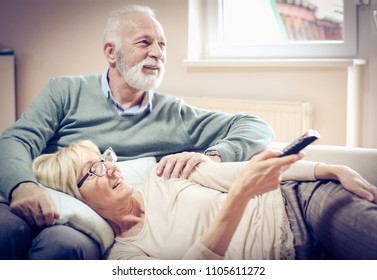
[
  {"x1": 182, "y1": 239, "x2": 223, "y2": 260},
  {"x1": 281, "y1": 160, "x2": 319, "y2": 181},
  {"x1": 190, "y1": 159, "x2": 319, "y2": 191},
  {"x1": 188, "y1": 161, "x2": 247, "y2": 192},
  {"x1": 106, "y1": 242, "x2": 158, "y2": 260}
]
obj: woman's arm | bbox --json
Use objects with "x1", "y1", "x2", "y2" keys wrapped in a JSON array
[
  {"x1": 187, "y1": 161, "x2": 246, "y2": 193},
  {"x1": 282, "y1": 159, "x2": 377, "y2": 204},
  {"x1": 315, "y1": 163, "x2": 377, "y2": 203},
  {"x1": 196, "y1": 150, "x2": 301, "y2": 257}
]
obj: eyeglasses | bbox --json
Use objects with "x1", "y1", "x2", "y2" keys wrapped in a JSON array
[{"x1": 77, "y1": 147, "x2": 117, "y2": 189}]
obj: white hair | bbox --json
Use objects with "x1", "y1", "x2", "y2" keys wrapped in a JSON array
[{"x1": 103, "y1": 5, "x2": 156, "y2": 47}]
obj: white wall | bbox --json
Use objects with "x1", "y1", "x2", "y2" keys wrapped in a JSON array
[{"x1": 0, "y1": 0, "x2": 375, "y2": 147}]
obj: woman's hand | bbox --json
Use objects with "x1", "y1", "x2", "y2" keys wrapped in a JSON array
[
  {"x1": 315, "y1": 163, "x2": 377, "y2": 203},
  {"x1": 200, "y1": 149, "x2": 302, "y2": 257},
  {"x1": 231, "y1": 149, "x2": 303, "y2": 200}
]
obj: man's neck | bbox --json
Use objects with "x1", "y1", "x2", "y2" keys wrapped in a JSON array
[{"x1": 108, "y1": 68, "x2": 145, "y2": 109}]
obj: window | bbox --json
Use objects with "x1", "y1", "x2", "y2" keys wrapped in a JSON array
[{"x1": 192, "y1": 0, "x2": 358, "y2": 59}]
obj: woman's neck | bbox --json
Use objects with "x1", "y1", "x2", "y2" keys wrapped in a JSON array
[{"x1": 99, "y1": 192, "x2": 145, "y2": 237}]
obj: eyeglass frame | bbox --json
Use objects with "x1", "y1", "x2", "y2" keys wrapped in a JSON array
[{"x1": 77, "y1": 147, "x2": 117, "y2": 189}]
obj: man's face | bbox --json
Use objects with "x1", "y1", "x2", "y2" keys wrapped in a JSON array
[{"x1": 115, "y1": 13, "x2": 167, "y2": 91}]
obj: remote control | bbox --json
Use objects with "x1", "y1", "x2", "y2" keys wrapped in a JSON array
[{"x1": 279, "y1": 129, "x2": 320, "y2": 157}]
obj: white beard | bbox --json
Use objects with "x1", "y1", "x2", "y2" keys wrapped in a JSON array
[{"x1": 116, "y1": 49, "x2": 165, "y2": 91}]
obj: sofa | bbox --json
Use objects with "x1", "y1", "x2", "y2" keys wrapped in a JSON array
[
  {"x1": 1, "y1": 143, "x2": 376, "y2": 256},
  {"x1": 269, "y1": 142, "x2": 377, "y2": 186}
]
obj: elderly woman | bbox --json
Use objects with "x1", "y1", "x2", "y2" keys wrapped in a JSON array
[{"x1": 32, "y1": 140, "x2": 377, "y2": 260}]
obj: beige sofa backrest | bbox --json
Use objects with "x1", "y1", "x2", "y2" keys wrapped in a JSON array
[{"x1": 270, "y1": 142, "x2": 377, "y2": 186}]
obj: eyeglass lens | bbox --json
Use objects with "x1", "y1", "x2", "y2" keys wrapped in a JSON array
[
  {"x1": 90, "y1": 161, "x2": 107, "y2": 177},
  {"x1": 103, "y1": 147, "x2": 117, "y2": 162},
  {"x1": 89, "y1": 148, "x2": 117, "y2": 177}
]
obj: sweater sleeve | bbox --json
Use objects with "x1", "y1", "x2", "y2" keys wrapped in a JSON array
[
  {"x1": 177, "y1": 99, "x2": 275, "y2": 162},
  {"x1": 0, "y1": 78, "x2": 64, "y2": 199}
]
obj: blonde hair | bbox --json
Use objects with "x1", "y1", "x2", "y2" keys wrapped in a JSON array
[{"x1": 32, "y1": 140, "x2": 100, "y2": 200}]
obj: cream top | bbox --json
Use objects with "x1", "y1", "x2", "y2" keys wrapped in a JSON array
[{"x1": 106, "y1": 160, "x2": 318, "y2": 260}]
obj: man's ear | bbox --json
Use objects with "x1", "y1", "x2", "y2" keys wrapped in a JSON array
[{"x1": 104, "y1": 42, "x2": 116, "y2": 65}]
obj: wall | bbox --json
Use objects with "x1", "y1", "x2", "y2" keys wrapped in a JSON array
[
  {"x1": 0, "y1": 0, "x2": 375, "y2": 147},
  {"x1": 0, "y1": 55, "x2": 16, "y2": 134},
  {"x1": 359, "y1": 0, "x2": 377, "y2": 148}
]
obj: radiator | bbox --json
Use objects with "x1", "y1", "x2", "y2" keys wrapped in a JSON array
[{"x1": 181, "y1": 97, "x2": 313, "y2": 143}]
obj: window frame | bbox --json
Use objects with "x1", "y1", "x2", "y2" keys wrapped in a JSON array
[{"x1": 202, "y1": 0, "x2": 358, "y2": 59}]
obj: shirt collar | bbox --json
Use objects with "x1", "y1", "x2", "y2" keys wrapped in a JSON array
[{"x1": 101, "y1": 68, "x2": 153, "y2": 115}]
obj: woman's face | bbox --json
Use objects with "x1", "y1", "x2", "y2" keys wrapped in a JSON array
[{"x1": 77, "y1": 149, "x2": 134, "y2": 210}]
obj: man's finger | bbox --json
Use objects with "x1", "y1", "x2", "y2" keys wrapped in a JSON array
[
  {"x1": 156, "y1": 157, "x2": 168, "y2": 176},
  {"x1": 10, "y1": 205, "x2": 36, "y2": 227},
  {"x1": 34, "y1": 206, "x2": 46, "y2": 228},
  {"x1": 170, "y1": 159, "x2": 187, "y2": 179},
  {"x1": 162, "y1": 159, "x2": 179, "y2": 180},
  {"x1": 180, "y1": 157, "x2": 201, "y2": 179},
  {"x1": 39, "y1": 198, "x2": 59, "y2": 226}
]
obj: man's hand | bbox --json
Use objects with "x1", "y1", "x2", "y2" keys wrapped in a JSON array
[
  {"x1": 10, "y1": 182, "x2": 60, "y2": 228},
  {"x1": 315, "y1": 163, "x2": 377, "y2": 204},
  {"x1": 156, "y1": 152, "x2": 218, "y2": 180}
]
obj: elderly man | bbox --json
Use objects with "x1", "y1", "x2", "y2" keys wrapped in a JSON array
[{"x1": 0, "y1": 5, "x2": 274, "y2": 259}]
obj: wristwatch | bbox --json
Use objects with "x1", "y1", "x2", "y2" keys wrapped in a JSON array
[{"x1": 205, "y1": 150, "x2": 221, "y2": 158}]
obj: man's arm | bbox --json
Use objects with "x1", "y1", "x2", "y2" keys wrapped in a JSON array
[
  {"x1": 0, "y1": 79, "x2": 64, "y2": 227},
  {"x1": 10, "y1": 182, "x2": 60, "y2": 227},
  {"x1": 0, "y1": 78, "x2": 63, "y2": 199},
  {"x1": 155, "y1": 98, "x2": 274, "y2": 179},
  {"x1": 181, "y1": 107, "x2": 275, "y2": 162}
]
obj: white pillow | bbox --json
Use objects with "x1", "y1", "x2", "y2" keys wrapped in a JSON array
[
  {"x1": 42, "y1": 186, "x2": 114, "y2": 255},
  {"x1": 40, "y1": 157, "x2": 156, "y2": 255}
]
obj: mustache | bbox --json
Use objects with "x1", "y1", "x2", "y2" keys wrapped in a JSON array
[{"x1": 140, "y1": 58, "x2": 164, "y2": 68}]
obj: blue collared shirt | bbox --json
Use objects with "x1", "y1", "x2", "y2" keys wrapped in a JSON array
[{"x1": 101, "y1": 69, "x2": 153, "y2": 115}]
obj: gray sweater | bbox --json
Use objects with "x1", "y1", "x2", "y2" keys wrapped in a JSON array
[{"x1": 0, "y1": 74, "x2": 274, "y2": 199}]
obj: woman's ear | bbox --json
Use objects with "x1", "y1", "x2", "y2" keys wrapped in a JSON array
[{"x1": 104, "y1": 42, "x2": 116, "y2": 66}]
